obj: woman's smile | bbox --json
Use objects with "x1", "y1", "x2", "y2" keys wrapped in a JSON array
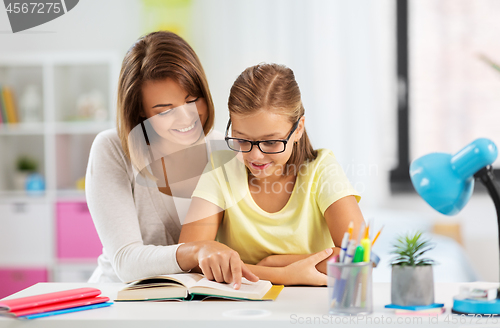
[{"x1": 171, "y1": 120, "x2": 198, "y2": 133}]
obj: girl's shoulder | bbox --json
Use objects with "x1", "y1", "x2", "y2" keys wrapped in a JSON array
[
  {"x1": 299, "y1": 148, "x2": 343, "y2": 178},
  {"x1": 308, "y1": 148, "x2": 338, "y2": 166},
  {"x1": 315, "y1": 148, "x2": 336, "y2": 159}
]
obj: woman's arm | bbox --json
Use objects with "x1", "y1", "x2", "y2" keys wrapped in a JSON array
[
  {"x1": 179, "y1": 197, "x2": 261, "y2": 288},
  {"x1": 87, "y1": 135, "x2": 255, "y2": 287},
  {"x1": 178, "y1": 197, "x2": 223, "y2": 241},
  {"x1": 86, "y1": 132, "x2": 186, "y2": 282}
]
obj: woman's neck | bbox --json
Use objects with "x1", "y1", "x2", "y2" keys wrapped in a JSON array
[{"x1": 151, "y1": 132, "x2": 206, "y2": 158}]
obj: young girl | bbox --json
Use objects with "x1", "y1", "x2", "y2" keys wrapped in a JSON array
[{"x1": 179, "y1": 63, "x2": 365, "y2": 285}]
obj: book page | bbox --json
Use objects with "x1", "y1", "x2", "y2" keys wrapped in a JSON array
[
  {"x1": 117, "y1": 274, "x2": 205, "y2": 301},
  {"x1": 127, "y1": 273, "x2": 204, "y2": 289},
  {"x1": 189, "y1": 278, "x2": 272, "y2": 299},
  {"x1": 165, "y1": 273, "x2": 205, "y2": 288}
]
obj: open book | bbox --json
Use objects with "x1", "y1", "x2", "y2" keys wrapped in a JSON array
[{"x1": 116, "y1": 273, "x2": 283, "y2": 301}]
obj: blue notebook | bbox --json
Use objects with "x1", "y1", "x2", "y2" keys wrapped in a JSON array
[
  {"x1": 385, "y1": 303, "x2": 444, "y2": 311},
  {"x1": 20, "y1": 302, "x2": 112, "y2": 320}
]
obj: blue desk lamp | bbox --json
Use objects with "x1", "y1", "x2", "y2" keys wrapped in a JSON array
[{"x1": 410, "y1": 138, "x2": 500, "y2": 315}]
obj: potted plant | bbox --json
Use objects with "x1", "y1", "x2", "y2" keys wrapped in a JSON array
[
  {"x1": 390, "y1": 231, "x2": 436, "y2": 306},
  {"x1": 14, "y1": 156, "x2": 38, "y2": 190}
]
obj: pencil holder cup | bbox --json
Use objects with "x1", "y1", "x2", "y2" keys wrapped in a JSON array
[{"x1": 328, "y1": 262, "x2": 373, "y2": 316}]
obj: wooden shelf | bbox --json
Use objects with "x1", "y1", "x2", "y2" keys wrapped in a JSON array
[
  {"x1": 54, "y1": 121, "x2": 114, "y2": 135},
  {"x1": 0, "y1": 123, "x2": 45, "y2": 135},
  {"x1": 0, "y1": 190, "x2": 48, "y2": 203}
]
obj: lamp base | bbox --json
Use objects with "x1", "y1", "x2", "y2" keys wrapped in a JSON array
[{"x1": 452, "y1": 297, "x2": 500, "y2": 316}]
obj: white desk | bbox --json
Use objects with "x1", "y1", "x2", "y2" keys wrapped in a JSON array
[{"x1": 0, "y1": 282, "x2": 496, "y2": 327}]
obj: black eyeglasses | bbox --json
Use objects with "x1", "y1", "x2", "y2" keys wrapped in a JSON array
[{"x1": 225, "y1": 118, "x2": 300, "y2": 154}]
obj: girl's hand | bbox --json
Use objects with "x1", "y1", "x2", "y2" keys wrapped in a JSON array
[
  {"x1": 256, "y1": 247, "x2": 340, "y2": 275},
  {"x1": 195, "y1": 241, "x2": 259, "y2": 289},
  {"x1": 315, "y1": 247, "x2": 341, "y2": 274},
  {"x1": 283, "y1": 248, "x2": 333, "y2": 286}
]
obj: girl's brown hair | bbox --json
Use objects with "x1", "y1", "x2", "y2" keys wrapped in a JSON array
[
  {"x1": 228, "y1": 63, "x2": 317, "y2": 174},
  {"x1": 117, "y1": 31, "x2": 214, "y2": 163}
]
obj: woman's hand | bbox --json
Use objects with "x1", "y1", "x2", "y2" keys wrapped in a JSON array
[
  {"x1": 283, "y1": 248, "x2": 333, "y2": 286},
  {"x1": 177, "y1": 241, "x2": 259, "y2": 289}
]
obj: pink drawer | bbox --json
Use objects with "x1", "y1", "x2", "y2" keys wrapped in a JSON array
[
  {"x1": 56, "y1": 202, "x2": 102, "y2": 260},
  {"x1": 0, "y1": 268, "x2": 48, "y2": 299}
]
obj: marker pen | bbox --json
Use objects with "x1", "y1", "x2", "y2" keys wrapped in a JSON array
[
  {"x1": 361, "y1": 226, "x2": 371, "y2": 262},
  {"x1": 339, "y1": 232, "x2": 350, "y2": 263},
  {"x1": 343, "y1": 240, "x2": 357, "y2": 264}
]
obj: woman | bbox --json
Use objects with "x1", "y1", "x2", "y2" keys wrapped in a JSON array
[{"x1": 86, "y1": 31, "x2": 257, "y2": 289}]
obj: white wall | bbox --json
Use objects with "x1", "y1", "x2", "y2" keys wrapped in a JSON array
[
  {"x1": 382, "y1": 193, "x2": 500, "y2": 282},
  {"x1": 0, "y1": 0, "x2": 141, "y2": 56},
  {"x1": 1, "y1": 0, "x2": 396, "y2": 206},
  {"x1": 192, "y1": 0, "x2": 397, "y2": 209}
]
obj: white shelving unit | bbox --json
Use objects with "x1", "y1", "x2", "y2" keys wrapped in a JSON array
[{"x1": 0, "y1": 53, "x2": 120, "y2": 290}]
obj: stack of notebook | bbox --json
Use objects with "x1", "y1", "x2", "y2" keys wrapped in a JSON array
[
  {"x1": 0, "y1": 288, "x2": 112, "y2": 320},
  {"x1": 385, "y1": 303, "x2": 445, "y2": 315}
]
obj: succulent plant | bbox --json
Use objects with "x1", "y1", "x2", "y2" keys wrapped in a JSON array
[
  {"x1": 390, "y1": 231, "x2": 435, "y2": 266},
  {"x1": 16, "y1": 156, "x2": 38, "y2": 172}
]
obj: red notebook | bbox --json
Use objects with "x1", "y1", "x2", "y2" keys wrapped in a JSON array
[
  {"x1": 9, "y1": 296, "x2": 110, "y2": 317},
  {"x1": 0, "y1": 288, "x2": 109, "y2": 317}
]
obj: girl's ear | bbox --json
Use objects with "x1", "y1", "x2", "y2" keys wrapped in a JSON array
[{"x1": 294, "y1": 116, "x2": 306, "y2": 142}]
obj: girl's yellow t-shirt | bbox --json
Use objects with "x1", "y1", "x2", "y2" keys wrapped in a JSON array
[{"x1": 191, "y1": 149, "x2": 361, "y2": 265}]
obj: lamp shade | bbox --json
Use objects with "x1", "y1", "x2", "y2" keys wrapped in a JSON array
[{"x1": 410, "y1": 138, "x2": 498, "y2": 215}]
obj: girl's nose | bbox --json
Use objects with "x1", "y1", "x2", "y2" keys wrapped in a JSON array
[{"x1": 247, "y1": 143, "x2": 265, "y2": 160}]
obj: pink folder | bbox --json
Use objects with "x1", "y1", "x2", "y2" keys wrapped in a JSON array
[{"x1": 11, "y1": 296, "x2": 109, "y2": 317}]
